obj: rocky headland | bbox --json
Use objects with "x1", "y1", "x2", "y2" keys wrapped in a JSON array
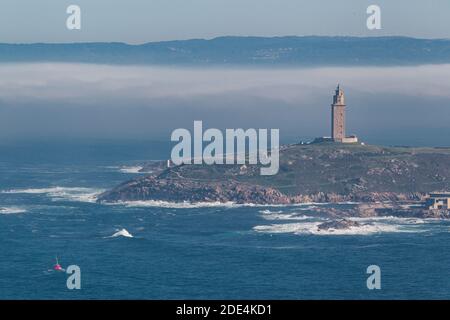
[{"x1": 97, "y1": 143, "x2": 450, "y2": 218}]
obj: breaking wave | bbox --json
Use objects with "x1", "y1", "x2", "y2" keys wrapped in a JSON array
[
  {"x1": 109, "y1": 200, "x2": 324, "y2": 209},
  {"x1": 259, "y1": 209, "x2": 284, "y2": 214},
  {"x1": 2, "y1": 187, "x2": 104, "y2": 203},
  {"x1": 113, "y1": 200, "x2": 239, "y2": 209},
  {"x1": 0, "y1": 207, "x2": 27, "y2": 215},
  {"x1": 107, "y1": 200, "x2": 332, "y2": 209},
  {"x1": 253, "y1": 218, "x2": 428, "y2": 236},
  {"x1": 108, "y1": 228, "x2": 134, "y2": 238},
  {"x1": 254, "y1": 222, "x2": 399, "y2": 236},
  {"x1": 119, "y1": 166, "x2": 145, "y2": 174},
  {"x1": 259, "y1": 210, "x2": 315, "y2": 221},
  {"x1": 97, "y1": 196, "x2": 364, "y2": 209},
  {"x1": 349, "y1": 216, "x2": 428, "y2": 224}
]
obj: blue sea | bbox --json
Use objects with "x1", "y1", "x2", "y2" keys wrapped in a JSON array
[{"x1": 0, "y1": 140, "x2": 449, "y2": 300}]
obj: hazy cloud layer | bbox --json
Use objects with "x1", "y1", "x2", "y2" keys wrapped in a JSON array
[
  {"x1": 0, "y1": 63, "x2": 449, "y2": 146},
  {"x1": 1, "y1": 63, "x2": 450, "y2": 102}
]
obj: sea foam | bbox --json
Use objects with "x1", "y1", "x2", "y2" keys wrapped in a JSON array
[
  {"x1": 0, "y1": 207, "x2": 27, "y2": 215},
  {"x1": 253, "y1": 219, "x2": 421, "y2": 236},
  {"x1": 259, "y1": 210, "x2": 315, "y2": 221},
  {"x1": 109, "y1": 200, "x2": 321, "y2": 209},
  {"x1": 109, "y1": 228, "x2": 134, "y2": 238},
  {"x1": 119, "y1": 166, "x2": 145, "y2": 174},
  {"x1": 2, "y1": 187, "x2": 104, "y2": 203},
  {"x1": 114, "y1": 200, "x2": 238, "y2": 209}
]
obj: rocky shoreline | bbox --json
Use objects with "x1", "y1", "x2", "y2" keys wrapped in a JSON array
[
  {"x1": 98, "y1": 175, "x2": 425, "y2": 204},
  {"x1": 96, "y1": 177, "x2": 449, "y2": 219},
  {"x1": 309, "y1": 202, "x2": 450, "y2": 219},
  {"x1": 97, "y1": 143, "x2": 450, "y2": 219},
  {"x1": 98, "y1": 176, "x2": 291, "y2": 204}
]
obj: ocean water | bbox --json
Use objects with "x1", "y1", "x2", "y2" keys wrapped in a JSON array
[{"x1": 0, "y1": 140, "x2": 449, "y2": 300}]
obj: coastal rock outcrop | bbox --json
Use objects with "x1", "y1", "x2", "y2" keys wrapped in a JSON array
[
  {"x1": 99, "y1": 143, "x2": 450, "y2": 209},
  {"x1": 97, "y1": 176, "x2": 291, "y2": 204}
]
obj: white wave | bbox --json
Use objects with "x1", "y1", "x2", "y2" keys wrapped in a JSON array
[
  {"x1": 113, "y1": 200, "x2": 239, "y2": 209},
  {"x1": 0, "y1": 207, "x2": 27, "y2": 215},
  {"x1": 295, "y1": 205, "x2": 319, "y2": 211},
  {"x1": 253, "y1": 220, "x2": 419, "y2": 236},
  {"x1": 291, "y1": 202, "x2": 358, "y2": 207},
  {"x1": 350, "y1": 216, "x2": 428, "y2": 224},
  {"x1": 260, "y1": 211, "x2": 315, "y2": 221},
  {"x1": 100, "y1": 198, "x2": 363, "y2": 209},
  {"x1": 119, "y1": 166, "x2": 145, "y2": 174},
  {"x1": 109, "y1": 228, "x2": 134, "y2": 238},
  {"x1": 259, "y1": 209, "x2": 283, "y2": 214},
  {"x1": 108, "y1": 199, "x2": 332, "y2": 209},
  {"x1": 112, "y1": 200, "x2": 320, "y2": 209},
  {"x1": 2, "y1": 187, "x2": 104, "y2": 203}
]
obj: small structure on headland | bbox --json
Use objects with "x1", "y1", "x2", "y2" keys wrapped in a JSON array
[
  {"x1": 425, "y1": 192, "x2": 450, "y2": 210},
  {"x1": 312, "y1": 84, "x2": 359, "y2": 144}
]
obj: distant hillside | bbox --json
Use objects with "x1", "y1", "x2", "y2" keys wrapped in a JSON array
[
  {"x1": 98, "y1": 143, "x2": 450, "y2": 204},
  {"x1": 2, "y1": 36, "x2": 450, "y2": 66}
]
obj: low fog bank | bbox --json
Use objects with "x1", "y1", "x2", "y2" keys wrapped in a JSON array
[{"x1": 0, "y1": 63, "x2": 449, "y2": 146}]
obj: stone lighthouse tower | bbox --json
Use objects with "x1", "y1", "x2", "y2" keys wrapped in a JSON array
[{"x1": 331, "y1": 84, "x2": 346, "y2": 142}]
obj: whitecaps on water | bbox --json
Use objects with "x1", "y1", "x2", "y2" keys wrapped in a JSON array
[
  {"x1": 0, "y1": 207, "x2": 27, "y2": 215},
  {"x1": 1, "y1": 187, "x2": 104, "y2": 203}
]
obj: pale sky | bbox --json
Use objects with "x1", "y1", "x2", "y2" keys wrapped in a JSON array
[{"x1": 0, "y1": 0, "x2": 448, "y2": 43}]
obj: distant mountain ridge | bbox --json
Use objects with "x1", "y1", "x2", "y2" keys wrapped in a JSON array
[{"x1": 2, "y1": 36, "x2": 450, "y2": 66}]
